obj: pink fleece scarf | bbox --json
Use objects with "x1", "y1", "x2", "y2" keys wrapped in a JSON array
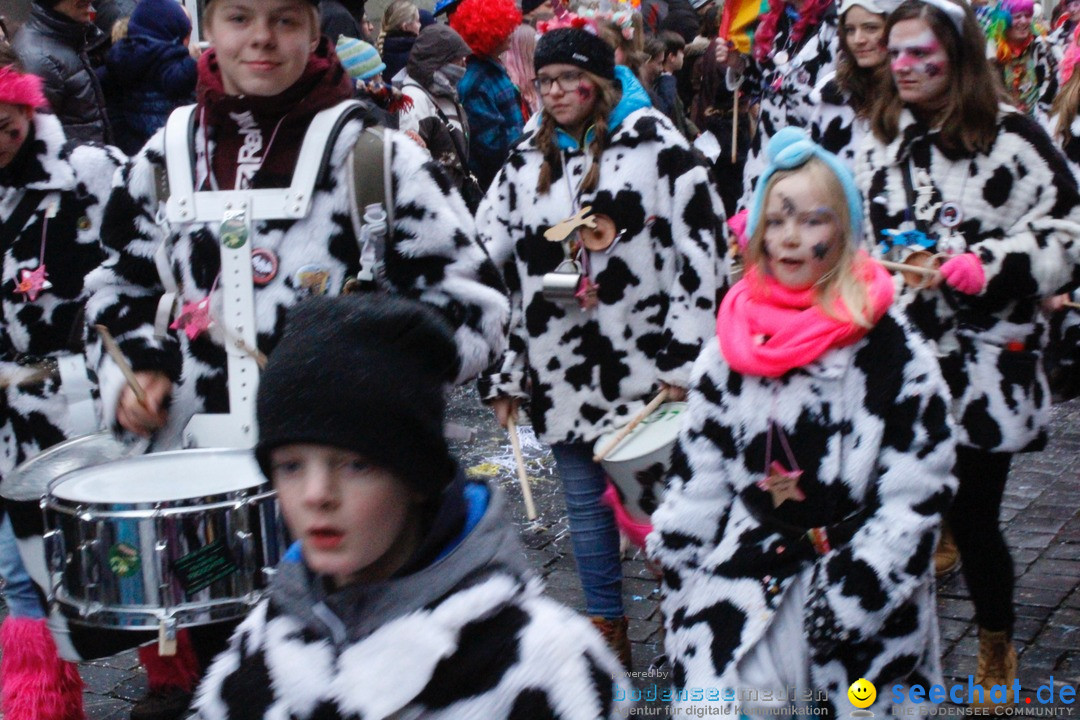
[{"x1": 717, "y1": 253, "x2": 895, "y2": 378}]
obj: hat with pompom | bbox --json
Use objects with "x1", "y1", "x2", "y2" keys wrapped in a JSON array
[{"x1": 337, "y1": 35, "x2": 386, "y2": 81}]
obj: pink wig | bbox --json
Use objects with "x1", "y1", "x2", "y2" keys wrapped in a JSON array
[{"x1": 0, "y1": 66, "x2": 46, "y2": 109}]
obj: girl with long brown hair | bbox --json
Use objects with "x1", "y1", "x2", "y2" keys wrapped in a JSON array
[
  {"x1": 809, "y1": 0, "x2": 898, "y2": 169},
  {"x1": 477, "y1": 20, "x2": 723, "y2": 669},
  {"x1": 858, "y1": 0, "x2": 1080, "y2": 706}
]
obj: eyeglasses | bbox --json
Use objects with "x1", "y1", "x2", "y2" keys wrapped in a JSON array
[{"x1": 533, "y1": 70, "x2": 586, "y2": 94}]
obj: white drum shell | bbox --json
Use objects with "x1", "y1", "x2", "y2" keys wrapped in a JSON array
[
  {"x1": 44, "y1": 449, "x2": 283, "y2": 631},
  {"x1": 594, "y1": 403, "x2": 687, "y2": 524}
]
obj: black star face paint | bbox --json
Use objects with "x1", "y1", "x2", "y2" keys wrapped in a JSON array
[{"x1": 761, "y1": 174, "x2": 843, "y2": 291}]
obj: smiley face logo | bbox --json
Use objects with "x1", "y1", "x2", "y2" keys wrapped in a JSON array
[{"x1": 848, "y1": 678, "x2": 876, "y2": 709}]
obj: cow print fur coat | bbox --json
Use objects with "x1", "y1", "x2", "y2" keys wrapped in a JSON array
[
  {"x1": 647, "y1": 310, "x2": 957, "y2": 716},
  {"x1": 477, "y1": 69, "x2": 725, "y2": 445},
  {"x1": 857, "y1": 106, "x2": 1080, "y2": 452},
  {"x1": 0, "y1": 112, "x2": 124, "y2": 481},
  {"x1": 84, "y1": 105, "x2": 509, "y2": 448},
  {"x1": 809, "y1": 71, "x2": 865, "y2": 172}
]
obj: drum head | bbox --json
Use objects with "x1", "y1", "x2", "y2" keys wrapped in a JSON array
[
  {"x1": 2, "y1": 433, "x2": 145, "y2": 502},
  {"x1": 49, "y1": 449, "x2": 266, "y2": 505},
  {"x1": 600, "y1": 402, "x2": 687, "y2": 462}
]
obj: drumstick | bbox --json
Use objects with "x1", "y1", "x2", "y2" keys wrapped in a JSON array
[
  {"x1": 1064, "y1": 300, "x2": 1080, "y2": 310},
  {"x1": 507, "y1": 417, "x2": 538, "y2": 521},
  {"x1": 593, "y1": 388, "x2": 670, "y2": 464},
  {"x1": 93, "y1": 324, "x2": 148, "y2": 408},
  {"x1": 731, "y1": 91, "x2": 739, "y2": 165},
  {"x1": 878, "y1": 260, "x2": 942, "y2": 278}
]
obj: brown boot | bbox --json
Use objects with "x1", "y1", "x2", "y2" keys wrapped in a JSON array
[
  {"x1": 590, "y1": 615, "x2": 633, "y2": 670},
  {"x1": 934, "y1": 524, "x2": 961, "y2": 578},
  {"x1": 972, "y1": 628, "x2": 1017, "y2": 709}
]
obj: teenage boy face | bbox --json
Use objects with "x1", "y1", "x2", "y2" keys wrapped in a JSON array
[
  {"x1": 52, "y1": 0, "x2": 94, "y2": 24},
  {"x1": 204, "y1": 0, "x2": 319, "y2": 97},
  {"x1": 271, "y1": 444, "x2": 422, "y2": 588}
]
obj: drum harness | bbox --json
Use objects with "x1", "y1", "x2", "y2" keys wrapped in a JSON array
[{"x1": 150, "y1": 100, "x2": 394, "y2": 449}]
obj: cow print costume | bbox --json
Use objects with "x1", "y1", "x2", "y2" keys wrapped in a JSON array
[
  {"x1": 857, "y1": 106, "x2": 1080, "y2": 452},
  {"x1": 192, "y1": 482, "x2": 632, "y2": 720},
  {"x1": 0, "y1": 112, "x2": 123, "y2": 482},
  {"x1": 647, "y1": 310, "x2": 957, "y2": 716},
  {"x1": 477, "y1": 70, "x2": 725, "y2": 445},
  {"x1": 85, "y1": 107, "x2": 509, "y2": 449}
]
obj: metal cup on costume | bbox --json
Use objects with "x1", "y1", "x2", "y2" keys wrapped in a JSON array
[{"x1": 542, "y1": 259, "x2": 585, "y2": 303}]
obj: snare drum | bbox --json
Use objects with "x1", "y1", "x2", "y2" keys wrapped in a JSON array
[
  {"x1": 593, "y1": 402, "x2": 686, "y2": 524},
  {"x1": 1, "y1": 433, "x2": 145, "y2": 603},
  {"x1": 44, "y1": 449, "x2": 282, "y2": 634}
]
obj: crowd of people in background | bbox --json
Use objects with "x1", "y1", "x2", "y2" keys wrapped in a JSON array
[{"x1": 0, "y1": 0, "x2": 1078, "y2": 718}]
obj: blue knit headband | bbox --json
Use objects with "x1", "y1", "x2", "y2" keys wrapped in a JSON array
[{"x1": 745, "y1": 127, "x2": 863, "y2": 243}]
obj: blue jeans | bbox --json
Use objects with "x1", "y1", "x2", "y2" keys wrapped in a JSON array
[
  {"x1": 0, "y1": 513, "x2": 46, "y2": 618},
  {"x1": 551, "y1": 442, "x2": 624, "y2": 618}
]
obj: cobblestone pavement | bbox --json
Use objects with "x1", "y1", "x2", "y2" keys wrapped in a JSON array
[{"x1": 0, "y1": 387, "x2": 1077, "y2": 718}]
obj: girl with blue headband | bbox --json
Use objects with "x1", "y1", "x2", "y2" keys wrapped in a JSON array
[
  {"x1": 648, "y1": 127, "x2": 957, "y2": 717},
  {"x1": 860, "y1": 0, "x2": 1080, "y2": 706}
]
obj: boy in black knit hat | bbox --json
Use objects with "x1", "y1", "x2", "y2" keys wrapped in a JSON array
[{"x1": 192, "y1": 295, "x2": 632, "y2": 720}]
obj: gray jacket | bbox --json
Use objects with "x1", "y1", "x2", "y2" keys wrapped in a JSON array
[{"x1": 13, "y1": 4, "x2": 112, "y2": 145}]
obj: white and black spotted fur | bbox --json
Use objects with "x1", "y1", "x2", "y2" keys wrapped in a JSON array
[
  {"x1": 734, "y1": 6, "x2": 840, "y2": 211},
  {"x1": 647, "y1": 311, "x2": 957, "y2": 716},
  {"x1": 476, "y1": 101, "x2": 725, "y2": 445},
  {"x1": 84, "y1": 106, "x2": 509, "y2": 448},
  {"x1": 809, "y1": 72, "x2": 865, "y2": 172},
  {"x1": 192, "y1": 483, "x2": 632, "y2": 720},
  {"x1": 0, "y1": 112, "x2": 124, "y2": 480},
  {"x1": 857, "y1": 106, "x2": 1080, "y2": 452}
]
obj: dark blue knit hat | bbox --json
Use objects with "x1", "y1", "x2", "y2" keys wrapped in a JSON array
[{"x1": 128, "y1": 0, "x2": 191, "y2": 41}]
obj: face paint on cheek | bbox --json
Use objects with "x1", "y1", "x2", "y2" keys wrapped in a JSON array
[
  {"x1": 576, "y1": 84, "x2": 593, "y2": 101},
  {"x1": 8, "y1": 128, "x2": 21, "y2": 142},
  {"x1": 811, "y1": 242, "x2": 830, "y2": 260},
  {"x1": 922, "y1": 62, "x2": 943, "y2": 77}
]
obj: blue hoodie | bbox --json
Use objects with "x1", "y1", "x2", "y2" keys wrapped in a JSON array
[
  {"x1": 554, "y1": 65, "x2": 652, "y2": 151},
  {"x1": 105, "y1": 0, "x2": 196, "y2": 154}
]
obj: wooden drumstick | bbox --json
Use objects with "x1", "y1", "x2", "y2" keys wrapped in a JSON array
[
  {"x1": 731, "y1": 91, "x2": 739, "y2": 165},
  {"x1": 1063, "y1": 300, "x2": 1080, "y2": 310},
  {"x1": 593, "y1": 388, "x2": 670, "y2": 464},
  {"x1": 94, "y1": 324, "x2": 148, "y2": 408},
  {"x1": 507, "y1": 417, "x2": 538, "y2": 521},
  {"x1": 878, "y1": 260, "x2": 942, "y2": 278}
]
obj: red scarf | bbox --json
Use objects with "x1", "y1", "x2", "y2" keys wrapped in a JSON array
[
  {"x1": 195, "y1": 36, "x2": 354, "y2": 190},
  {"x1": 717, "y1": 253, "x2": 895, "y2": 378}
]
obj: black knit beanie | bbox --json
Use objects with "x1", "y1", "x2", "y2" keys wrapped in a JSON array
[
  {"x1": 534, "y1": 27, "x2": 616, "y2": 81},
  {"x1": 255, "y1": 296, "x2": 457, "y2": 498}
]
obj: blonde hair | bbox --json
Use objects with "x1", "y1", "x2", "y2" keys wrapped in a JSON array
[
  {"x1": 745, "y1": 159, "x2": 874, "y2": 327},
  {"x1": 377, "y1": 0, "x2": 420, "y2": 55},
  {"x1": 534, "y1": 70, "x2": 621, "y2": 195},
  {"x1": 203, "y1": 0, "x2": 320, "y2": 41},
  {"x1": 111, "y1": 17, "x2": 130, "y2": 44}
]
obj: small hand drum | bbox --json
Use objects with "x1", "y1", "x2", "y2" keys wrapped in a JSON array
[{"x1": 593, "y1": 403, "x2": 687, "y2": 524}]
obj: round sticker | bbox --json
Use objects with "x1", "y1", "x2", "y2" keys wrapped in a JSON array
[
  {"x1": 108, "y1": 543, "x2": 140, "y2": 578},
  {"x1": 773, "y1": 50, "x2": 790, "y2": 66},
  {"x1": 295, "y1": 265, "x2": 330, "y2": 296},
  {"x1": 251, "y1": 248, "x2": 279, "y2": 286},
  {"x1": 77, "y1": 216, "x2": 91, "y2": 231},
  {"x1": 220, "y1": 215, "x2": 248, "y2": 249},
  {"x1": 939, "y1": 202, "x2": 963, "y2": 229}
]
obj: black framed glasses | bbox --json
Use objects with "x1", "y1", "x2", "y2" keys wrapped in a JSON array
[{"x1": 533, "y1": 69, "x2": 586, "y2": 95}]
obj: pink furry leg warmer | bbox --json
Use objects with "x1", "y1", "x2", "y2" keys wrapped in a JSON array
[
  {"x1": 138, "y1": 628, "x2": 201, "y2": 693},
  {"x1": 0, "y1": 616, "x2": 85, "y2": 720}
]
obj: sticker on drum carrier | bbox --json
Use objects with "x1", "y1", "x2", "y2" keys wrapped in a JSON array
[
  {"x1": 171, "y1": 539, "x2": 240, "y2": 596},
  {"x1": 108, "y1": 543, "x2": 140, "y2": 577}
]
